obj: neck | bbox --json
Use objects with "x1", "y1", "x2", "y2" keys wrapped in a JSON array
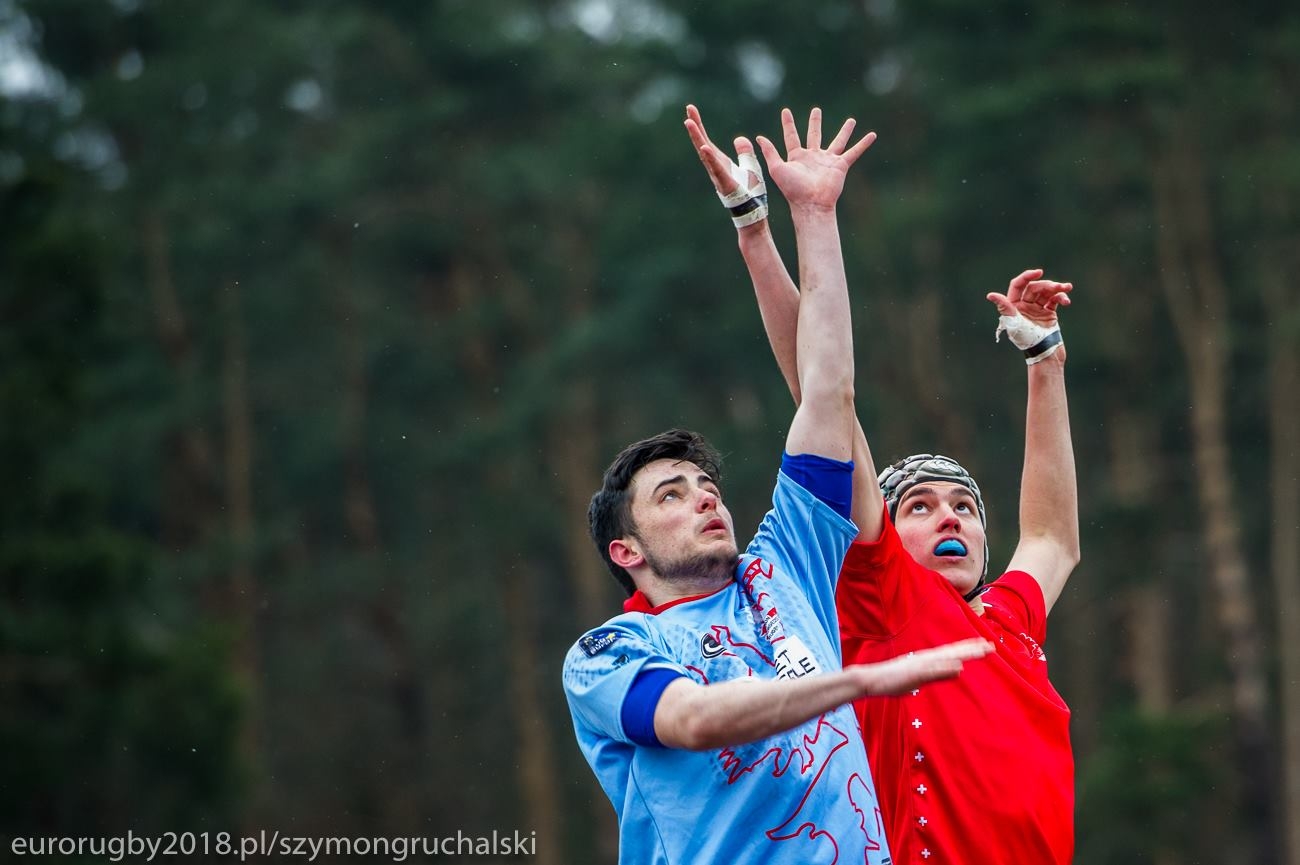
[{"x1": 638, "y1": 572, "x2": 731, "y2": 608}]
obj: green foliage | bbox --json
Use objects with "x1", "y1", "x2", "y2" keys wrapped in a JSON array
[
  {"x1": 0, "y1": 164, "x2": 243, "y2": 834},
  {"x1": 1078, "y1": 708, "x2": 1232, "y2": 864},
  {"x1": 3, "y1": 0, "x2": 1297, "y2": 859}
]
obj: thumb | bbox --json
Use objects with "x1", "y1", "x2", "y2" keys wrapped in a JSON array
[
  {"x1": 986, "y1": 292, "x2": 1016, "y2": 317},
  {"x1": 734, "y1": 136, "x2": 756, "y2": 157}
]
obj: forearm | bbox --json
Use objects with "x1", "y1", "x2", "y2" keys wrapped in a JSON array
[
  {"x1": 1020, "y1": 352, "x2": 1080, "y2": 561},
  {"x1": 793, "y1": 208, "x2": 853, "y2": 402},
  {"x1": 786, "y1": 207, "x2": 854, "y2": 459},
  {"x1": 655, "y1": 637, "x2": 992, "y2": 750},
  {"x1": 737, "y1": 223, "x2": 802, "y2": 403},
  {"x1": 654, "y1": 668, "x2": 870, "y2": 751},
  {"x1": 851, "y1": 417, "x2": 885, "y2": 540},
  {"x1": 738, "y1": 222, "x2": 882, "y2": 533}
]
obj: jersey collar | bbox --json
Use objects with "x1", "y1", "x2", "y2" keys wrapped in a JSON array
[{"x1": 623, "y1": 584, "x2": 729, "y2": 615}]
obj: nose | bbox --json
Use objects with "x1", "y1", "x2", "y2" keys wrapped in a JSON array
[
  {"x1": 696, "y1": 488, "x2": 719, "y2": 513},
  {"x1": 936, "y1": 503, "x2": 962, "y2": 532}
]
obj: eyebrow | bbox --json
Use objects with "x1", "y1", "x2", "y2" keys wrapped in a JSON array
[
  {"x1": 649, "y1": 473, "x2": 717, "y2": 498},
  {"x1": 650, "y1": 474, "x2": 687, "y2": 497},
  {"x1": 900, "y1": 485, "x2": 976, "y2": 505}
]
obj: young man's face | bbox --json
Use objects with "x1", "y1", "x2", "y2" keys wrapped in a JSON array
[
  {"x1": 893, "y1": 481, "x2": 985, "y2": 596},
  {"x1": 623, "y1": 458, "x2": 738, "y2": 583}
]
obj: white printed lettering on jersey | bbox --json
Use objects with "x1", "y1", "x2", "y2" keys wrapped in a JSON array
[{"x1": 773, "y1": 634, "x2": 821, "y2": 680}]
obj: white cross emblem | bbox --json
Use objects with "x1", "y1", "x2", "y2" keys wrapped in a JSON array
[
  {"x1": 915, "y1": 752, "x2": 925, "y2": 762},
  {"x1": 917, "y1": 784, "x2": 928, "y2": 795},
  {"x1": 912, "y1": 718, "x2": 923, "y2": 729},
  {"x1": 918, "y1": 816, "x2": 928, "y2": 826},
  {"x1": 921, "y1": 849, "x2": 932, "y2": 859}
]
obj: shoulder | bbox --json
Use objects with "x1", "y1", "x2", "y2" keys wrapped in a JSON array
[
  {"x1": 842, "y1": 509, "x2": 905, "y2": 571},
  {"x1": 981, "y1": 570, "x2": 1047, "y2": 642},
  {"x1": 984, "y1": 571, "x2": 1045, "y2": 613},
  {"x1": 751, "y1": 469, "x2": 858, "y2": 549},
  {"x1": 773, "y1": 467, "x2": 854, "y2": 523},
  {"x1": 563, "y1": 615, "x2": 656, "y2": 670}
]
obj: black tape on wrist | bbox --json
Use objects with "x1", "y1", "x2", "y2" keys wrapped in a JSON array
[
  {"x1": 1023, "y1": 329, "x2": 1063, "y2": 360},
  {"x1": 728, "y1": 194, "x2": 768, "y2": 219}
]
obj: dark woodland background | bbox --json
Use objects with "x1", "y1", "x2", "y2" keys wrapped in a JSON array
[{"x1": 2, "y1": 1, "x2": 1298, "y2": 863}]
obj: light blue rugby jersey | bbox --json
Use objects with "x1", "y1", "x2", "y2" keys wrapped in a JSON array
[{"x1": 562, "y1": 470, "x2": 892, "y2": 865}]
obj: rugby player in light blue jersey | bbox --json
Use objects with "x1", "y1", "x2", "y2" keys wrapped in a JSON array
[{"x1": 562, "y1": 106, "x2": 991, "y2": 865}]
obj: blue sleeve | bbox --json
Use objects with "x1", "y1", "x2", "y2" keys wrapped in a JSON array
[
  {"x1": 562, "y1": 621, "x2": 689, "y2": 745},
  {"x1": 781, "y1": 452, "x2": 854, "y2": 520},
  {"x1": 620, "y1": 668, "x2": 684, "y2": 747}
]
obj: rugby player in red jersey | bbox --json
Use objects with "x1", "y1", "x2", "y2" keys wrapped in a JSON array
[{"x1": 687, "y1": 105, "x2": 1079, "y2": 865}]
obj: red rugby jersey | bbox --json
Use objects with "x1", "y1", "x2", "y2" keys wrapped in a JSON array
[{"x1": 838, "y1": 511, "x2": 1073, "y2": 865}]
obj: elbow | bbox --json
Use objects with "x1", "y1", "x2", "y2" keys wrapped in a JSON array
[
  {"x1": 675, "y1": 710, "x2": 728, "y2": 752},
  {"x1": 1062, "y1": 525, "x2": 1082, "y2": 569},
  {"x1": 1020, "y1": 532, "x2": 1081, "y2": 573},
  {"x1": 658, "y1": 690, "x2": 728, "y2": 752},
  {"x1": 1055, "y1": 536, "x2": 1082, "y2": 571},
  {"x1": 799, "y1": 369, "x2": 855, "y2": 411}
]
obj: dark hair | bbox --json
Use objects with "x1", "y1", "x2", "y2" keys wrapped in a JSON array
[{"x1": 588, "y1": 429, "x2": 723, "y2": 596}]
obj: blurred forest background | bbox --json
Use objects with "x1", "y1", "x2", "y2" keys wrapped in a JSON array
[{"x1": 2, "y1": 0, "x2": 1298, "y2": 863}]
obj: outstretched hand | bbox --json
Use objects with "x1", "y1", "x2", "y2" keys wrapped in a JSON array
[
  {"x1": 756, "y1": 107, "x2": 876, "y2": 212},
  {"x1": 684, "y1": 103, "x2": 758, "y2": 200},
  {"x1": 987, "y1": 268, "x2": 1073, "y2": 329},
  {"x1": 852, "y1": 638, "x2": 993, "y2": 696}
]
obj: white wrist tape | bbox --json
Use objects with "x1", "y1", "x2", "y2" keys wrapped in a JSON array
[
  {"x1": 716, "y1": 152, "x2": 768, "y2": 228},
  {"x1": 995, "y1": 312, "x2": 1063, "y2": 364}
]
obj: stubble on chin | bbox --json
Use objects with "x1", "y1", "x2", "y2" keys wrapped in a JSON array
[{"x1": 645, "y1": 546, "x2": 740, "y2": 586}]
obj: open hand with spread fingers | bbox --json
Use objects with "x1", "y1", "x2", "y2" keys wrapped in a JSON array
[{"x1": 755, "y1": 107, "x2": 876, "y2": 213}]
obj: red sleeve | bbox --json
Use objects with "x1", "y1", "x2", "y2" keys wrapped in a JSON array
[
  {"x1": 836, "y1": 506, "x2": 921, "y2": 639},
  {"x1": 982, "y1": 570, "x2": 1047, "y2": 644}
]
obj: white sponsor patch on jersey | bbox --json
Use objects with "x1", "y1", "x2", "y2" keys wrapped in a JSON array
[{"x1": 773, "y1": 634, "x2": 822, "y2": 680}]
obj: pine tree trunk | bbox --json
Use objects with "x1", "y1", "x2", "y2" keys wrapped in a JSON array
[
  {"x1": 329, "y1": 225, "x2": 426, "y2": 831},
  {"x1": 1151, "y1": 140, "x2": 1278, "y2": 865},
  {"x1": 220, "y1": 279, "x2": 261, "y2": 808},
  {"x1": 549, "y1": 379, "x2": 612, "y2": 629},
  {"x1": 1119, "y1": 404, "x2": 1176, "y2": 865},
  {"x1": 1263, "y1": 266, "x2": 1300, "y2": 865},
  {"x1": 447, "y1": 239, "x2": 581, "y2": 857},
  {"x1": 541, "y1": 220, "x2": 612, "y2": 627},
  {"x1": 1108, "y1": 394, "x2": 1172, "y2": 716},
  {"x1": 142, "y1": 209, "x2": 218, "y2": 549},
  {"x1": 500, "y1": 556, "x2": 562, "y2": 865}
]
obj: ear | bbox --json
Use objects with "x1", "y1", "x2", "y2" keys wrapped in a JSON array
[{"x1": 609, "y1": 537, "x2": 644, "y2": 571}]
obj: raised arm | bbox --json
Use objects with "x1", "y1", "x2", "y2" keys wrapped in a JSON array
[
  {"x1": 987, "y1": 268, "x2": 1081, "y2": 613},
  {"x1": 684, "y1": 105, "x2": 885, "y2": 540},
  {"x1": 753, "y1": 108, "x2": 872, "y2": 462},
  {"x1": 654, "y1": 638, "x2": 991, "y2": 750}
]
